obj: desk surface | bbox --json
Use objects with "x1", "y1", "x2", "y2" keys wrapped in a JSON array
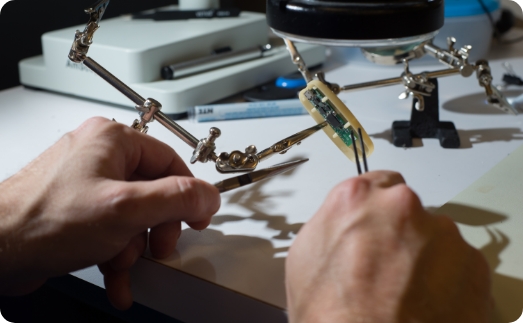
[{"x1": 1, "y1": 41, "x2": 523, "y2": 322}]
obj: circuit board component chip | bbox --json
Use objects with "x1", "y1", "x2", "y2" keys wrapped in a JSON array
[{"x1": 299, "y1": 80, "x2": 374, "y2": 162}]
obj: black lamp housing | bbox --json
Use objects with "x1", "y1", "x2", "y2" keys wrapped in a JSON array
[{"x1": 266, "y1": 0, "x2": 445, "y2": 44}]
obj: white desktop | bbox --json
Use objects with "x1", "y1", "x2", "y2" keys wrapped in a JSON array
[{"x1": 3, "y1": 7, "x2": 523, "y2": 322}]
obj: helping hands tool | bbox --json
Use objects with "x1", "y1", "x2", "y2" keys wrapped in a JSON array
[
  {"x1": 284, "y1": 39, "x2": 518, "y2": 115},
  {"x1": 69, "y1": 0, "x2": 319, "y2": 190}
]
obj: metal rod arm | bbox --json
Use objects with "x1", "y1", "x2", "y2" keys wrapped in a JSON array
[
  {"x1": 154, "y1": 111, "x2": 200, "y2": 148},
  {"x1": 340, "y1": 68, "x2": 460, "y2": 93},
  {"x1": 83, "y1": 57, "x2": 202, "y2": 148},
  {"x1": 83, "y1": 57, "x2": 146, "y2": 106}
]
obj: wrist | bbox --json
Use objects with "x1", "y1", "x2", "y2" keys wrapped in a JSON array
[
  {"x1": 288, "y1": 291, "x2": 397, "y2": 323},
  {"x1": 0, "y1": 173, "x2": 45, "y2": 294}
]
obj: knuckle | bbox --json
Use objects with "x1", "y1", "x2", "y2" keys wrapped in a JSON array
[
  {"x1": 319, "y1": 178, "x2": 371, "y2": 221},
  {"x1": 387, "y1": 184, "x2": 423, "y2": 223},
  {"x1": 436, "y1": 214, "x2": 461, "y2": 236},
  {"x1": 331, "y1": 177, "x2": 371, "y2": 203},
  {"x1": 392, "y1": 184, "x2": 418, "y2": 203},
  {"x1": 473, "y1": 248, "x2": 492, "y2": 280},
  {"x1": 68, "y1": 117, "x2": 123, "y2": 145},
  {"x1": 175, "y1": 177, "x2": 206, "y2": 215},
  {"x1": 74, "y1": 117, "x2": 110, "y2": 134},
  {"x1": 393, "y1": 184, "x2": 420, "y2": 209},
  {"x1": 101, "y1": 184, "x2": 138, "y2": 218},
  {"x1": 376, "y1": 170, "x2": 405, "y2": 183}
]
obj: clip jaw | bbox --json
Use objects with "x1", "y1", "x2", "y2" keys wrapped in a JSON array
[
  {"x1": 476, "y1": 60, "x2": 518, "y2": 115},
  {"x1": 69, "y1": 0, "x2": 110, "y2": 63},
  {"x1": 256, "y1": 122, "x2": 328, "y2": 162},
  {"x1": 424, "y1": 38, "x2": 475, "y2": 77},
  {"x1": 213, "y1": 122, "x2": 327, "y2": 173}
]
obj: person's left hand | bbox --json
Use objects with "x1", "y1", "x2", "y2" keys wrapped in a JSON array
[{"x1": 0, "y1": 117, "x2": 221, "y2": 309}]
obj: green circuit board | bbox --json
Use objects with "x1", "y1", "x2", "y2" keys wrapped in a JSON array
[{"x1": 303, "y1": 88, "x2": 358, "y2": 147}]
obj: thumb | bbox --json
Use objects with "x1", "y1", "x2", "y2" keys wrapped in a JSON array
[{"x1": 109, "y1": 176, "x2": 221, "y2": 230}]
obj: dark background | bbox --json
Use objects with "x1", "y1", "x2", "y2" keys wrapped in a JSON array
[
  {"x1": 0, "y1": 0, "x2": 266, "y2": 91},
  {"x1": 0, "y1": 1, "x2": 264, "y2": 322}
]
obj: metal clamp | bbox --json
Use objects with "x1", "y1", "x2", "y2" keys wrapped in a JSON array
[
  {"x1": 68, "y1": 0, "x2": 110, "y2": 63},
  {"x1": 476, "y1": 60, "x2": 518, "y2": 115},
  {"x1": 131, "y1": 98, "x2": 162, "y2": 133},
  {"x1": 423, "y1": 38, "x2": 475, "y2": 77},
  {"x1": 215, "y1": 146, "x2": 260, "y2": 173},
  {"x1": 191, "y1": 128, "x2": 220, "y2": 164},
  {"x1": 214, "y1": 122, "x2": 327, "y2": 173},
  {"x1": 283, "y1": 39, "x2": 313, "y2": 83},
  {"x1": 398, "y1": 61, "x2": 435, "y2": 111}
]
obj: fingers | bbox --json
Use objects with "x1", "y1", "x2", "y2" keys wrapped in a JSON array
[
  {"x1": 149, "y1": 221, "x2": 182, "y2": 259},
  {"x1": 358, "y1": 170, "x2": 406, "y2": 188},
  {"x1": 99, "y1": 263, "x2": 133, "y2": 310},
  {"x1": 187, "y1": 218, "x2": 212, "y2": 231},
  {"x1": 110, "y1": 232, "x2": 147, "y2": 271},
  {"x1": 105, "y1": 176, "x2": 220, "y2": 232},
  {"x1": 73, "y1": 118, "x2": 194, "y2": 180},
  {"x1": 324, "y1": 171, "x2": 406, "y2": 209},
  {"x1": 129, "y1": 129, "x2": 193, "y2": 179},
  {"x1": 312, "y1": 171, "x2": 422, "y2": 231},
  {"x1": 100, "y1": 232, "x2": 147, "y2": 310}
]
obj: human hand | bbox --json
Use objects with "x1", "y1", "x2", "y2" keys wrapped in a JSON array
[
  {"x1": 0, "y1": 117, "x2": 220, "y2": 309},
  {"x1": 286, "y1": 171, "x2": 492, "y2": 323}
]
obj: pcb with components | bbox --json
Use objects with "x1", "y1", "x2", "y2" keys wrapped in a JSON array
[{"x1": 299, "y1": 80, "x2": 374, "y2": 162}]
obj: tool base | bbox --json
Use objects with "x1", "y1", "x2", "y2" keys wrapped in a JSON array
[{"x1": 391, "y1": 78, "x2": 461, "y2": 149}]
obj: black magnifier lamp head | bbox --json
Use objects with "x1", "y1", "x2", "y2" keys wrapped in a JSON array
[{"x1": 266, "y1": 0, "x2": 444, "y2": 51}]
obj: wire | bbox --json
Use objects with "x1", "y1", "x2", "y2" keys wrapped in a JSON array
[
  {"x1": 477, "y1": 0, "x2": 523, "y2": 44},
  {"x1": 477, "y1": 0, "x2": 499, "y2": 37}
]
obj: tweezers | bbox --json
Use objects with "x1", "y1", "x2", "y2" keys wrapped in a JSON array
[
  {"x1": 214, "y1": 158, "x2": 308, "y2": 193},
  {"x1": 350, "y1": 128, "x2": 369, "y2": 176}
]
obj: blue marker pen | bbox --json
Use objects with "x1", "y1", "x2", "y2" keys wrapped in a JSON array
[{"x1": 188, "y1": 99, "x2": 309, "y2": 122}]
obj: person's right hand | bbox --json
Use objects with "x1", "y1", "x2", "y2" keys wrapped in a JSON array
[{"x1": 286, "y1": 171, "x2": 492, "y2": 323}]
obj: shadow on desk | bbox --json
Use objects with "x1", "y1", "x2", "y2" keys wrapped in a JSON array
[
  {"x1": 215, "y1": 176, "x2": 304, "y2": 240},
  {"x1": 370, "y1": 127, "x2": 523, "y2": 149},
  {"x1": 457, "y1": 128, "x2": 523, "y2": 148},
  {"x1": 442, "y1": 91, "x2": 523, "y2": 115},
  {"x1": 435, "y1": 203, "x2": 523, "y2": 323},
  {"x1": 148, "y1": 165, "x2": 306, "y2": 314}
]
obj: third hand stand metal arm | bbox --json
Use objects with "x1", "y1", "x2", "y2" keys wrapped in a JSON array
[{"x1": 281, "y1": 38, "x2": 518, "y2": 149}]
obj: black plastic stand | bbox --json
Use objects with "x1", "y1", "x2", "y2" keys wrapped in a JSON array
[{"x1": 392, "y1": 78, "x2": 460, "y2": 148}]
